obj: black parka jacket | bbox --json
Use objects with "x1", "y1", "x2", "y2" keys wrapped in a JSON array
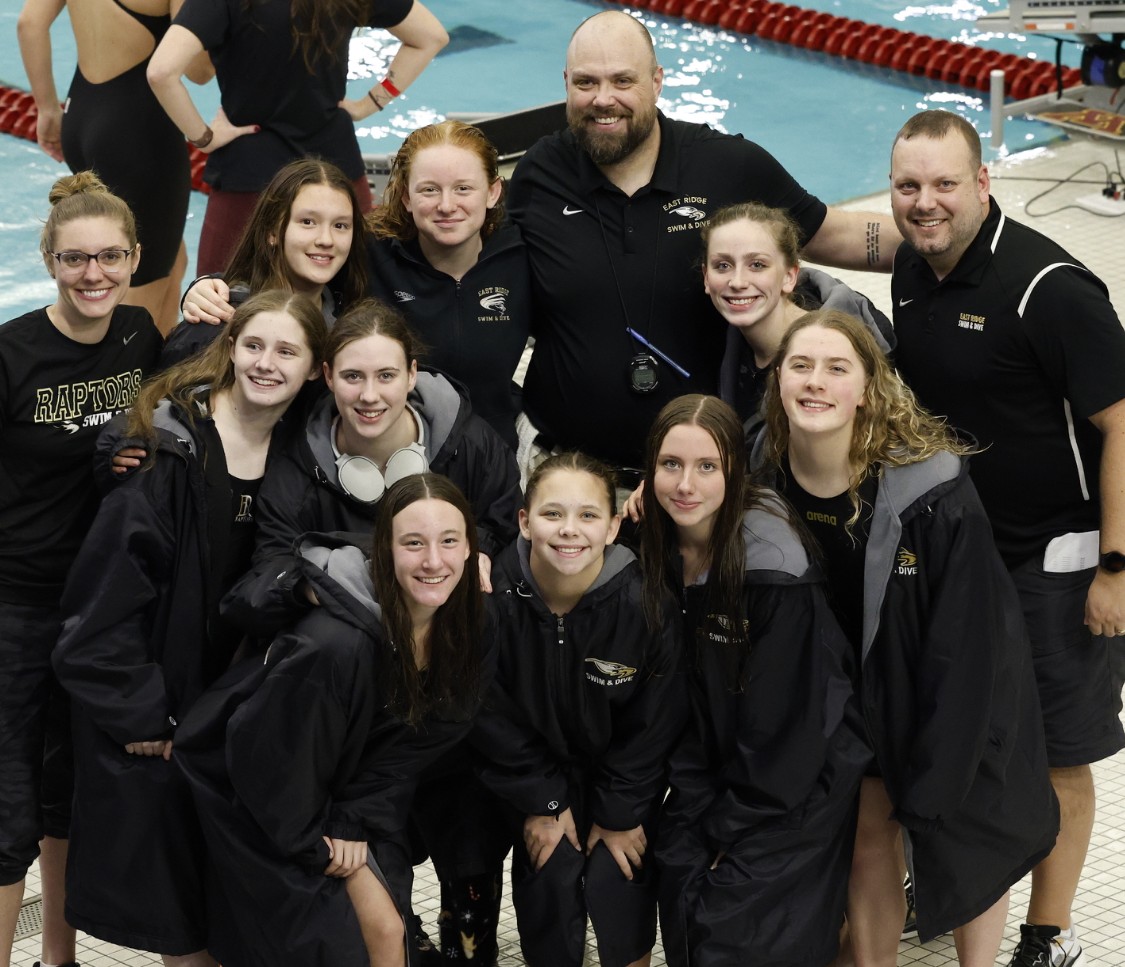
[{"x1": 475, "y1": 539, "x2": 685, "y2": 830}]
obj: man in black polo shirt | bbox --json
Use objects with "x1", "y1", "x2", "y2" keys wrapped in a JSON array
[
  {"x1": 507, "y1": 9, "x2": 902, "y2": 473},
  {"x1": 890, "y1": 109, "x2": 1125, "y2": 967}
]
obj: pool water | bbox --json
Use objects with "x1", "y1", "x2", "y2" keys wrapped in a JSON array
[{"x1": 0, "y1": 0, "x2": 1073, "y2": 321}]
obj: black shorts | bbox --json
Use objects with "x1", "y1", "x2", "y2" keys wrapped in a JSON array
[
  {"x1": 0, "y1": 602, "x2": 73, "y2": 885},
  {"x1": 1009, "y1": 558, "x2": 1125, "y2": 768}
]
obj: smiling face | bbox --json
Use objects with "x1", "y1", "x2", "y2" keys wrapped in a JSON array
[
  {"x1": 778, "y1": 324, "x2": 868, "y2": 445},
  {"x1": 403, "y1": 144, "x2": 502, "y2": 258},
  {"x1": 45, "y1": 215, "x2": 139, "y2": 334},
  {"x1": 392, "y1": 497, "x2": 471, "y2": 625},
  {"x1": 565, "y1": 14, "x2": 663, "y2": 167},
  {"x1": 228, "y1": 309, "x2": 319, "y2": 411},
  {"x1": 325, "y1": 333, "x2": 418, "y2": 459},
  {"x1": 652, "y1": 423, "x2": 727, "y2": 540},
  {"x1": 703, "y1": 217, "x2": 798, "y2": 335},
  {"x1": 277, "y1": 183, "x2": 354, "y2": 297},
  {"x1": 519, "y1": 468, "x2": 621, "y2": 589},
  {"x1": 890, "y1": 132, "x2": 989, "y2": 280}
]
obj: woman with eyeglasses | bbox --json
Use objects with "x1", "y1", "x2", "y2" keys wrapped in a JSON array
[{"x1": 0, "y1": 171, "x2": 162, "y2": 967}]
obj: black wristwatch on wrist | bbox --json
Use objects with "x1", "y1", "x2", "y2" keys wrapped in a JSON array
[{"x1": 1099, "y1": 551, "x2": 1125, "y2": 574}]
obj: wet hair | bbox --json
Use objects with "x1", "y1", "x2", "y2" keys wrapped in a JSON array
[
  {"x1": 369, "y1": 121, "x2": 505, "y2": 243},
  {"x1": 40, "y1": 171, "x2": 137, "y2": 260},
  {"x1": 893, "y1": 109, "x2": 982, "y2": 170},
  {"x1": 371, "y1": 473, "x2": 484, "y2": 725},
  {"x1": 762, "y1": 309, "x2": 972, "y2": 529},
  {"x1": 288, "y1": 0, "x2": 375, "y2": 71},
  {"x1": 639, "y1": 394, "x2": 779, "y2": 638},
  {"x1": 700, "y1": 202, "x2": 802, "y2": 271},
  {"x1": 324, "y1": 296, "x2": 427, "y2": 370},
  {"x1": 524, "y1": 451, "x2": 618, "y2": 516},
  {"x1": 224, "y1": 158, "x2": 368, "y2": 308},
  {"x1": 569, "y1": 10, "x2": 659, "y2": 75},
  {"x1": 126, "y1": 290, "x2": 327, "y2": 442}
]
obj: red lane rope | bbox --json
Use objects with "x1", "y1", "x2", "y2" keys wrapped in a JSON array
[
  {"x1": 618, "y1": 0, "x2": 1081, "y2": 97},
  {"x1": 0, "y1": 83, "x2": 210, "y2": 193}
]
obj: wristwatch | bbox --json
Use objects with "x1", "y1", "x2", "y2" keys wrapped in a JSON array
[{"x1": 1098, "y1": 551, "x2": 1125, "y2": 573}]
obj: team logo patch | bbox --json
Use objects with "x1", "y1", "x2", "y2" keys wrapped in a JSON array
[
  {"x1": 670, "y1": 205, "x2": 707, "y2": 221},
  {"x1": 585, "y1": 657, "x2": 637, "y2": 686},
  {"x1": 479, "y1": 291, "x2": 507, "y2": 313},
  {"x1": 895, "y1": 547, "x2": 918, "y2": 575},
  {"x1": 393, "y1": 290, "x2": 416, "y2": 303},
  {"x1": 702, "y1": 612, "x2": 750, "y2": 644},
  {"x1": 957, "y1": 311, "x2": 985, "y2": 332}
]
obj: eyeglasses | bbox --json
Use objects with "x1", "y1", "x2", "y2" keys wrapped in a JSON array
[{"x1": 49, "y1": 247, "x2": 136, "y2": 273}]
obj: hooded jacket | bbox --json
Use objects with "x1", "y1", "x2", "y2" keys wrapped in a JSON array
[
  {"x1": 221, "y1": 369, "x2": 521, "y2": 635},
  {"x1": 750, "y1": 444, "x2": 1060, "y2": 936},
  {"x1": 52, "y1": 395, "x2": 245, "y2": 954},
  {"x1": 367, "y1": 223, "x2": 532, "y2": 448},
  {"x1": 475, "y1": 540, "x2": 685, "y2": 831},
  {"x1": 834, "y1": 451, "x2": 1058, "y2": 938},
  {"x1": 657, "y1": 499, "x2": 869, "y2": 967},
  {"x1": 176, "y1": 532, "x2": 496, "y2": 967}
]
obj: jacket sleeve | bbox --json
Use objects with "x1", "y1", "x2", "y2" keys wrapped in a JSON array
[
  {"x1": 225, "y1": 634, "x2": 350, "y2": 871},
  {"x1": 662, "y1": 711, "x2": 723, "y2": 831},
  {"x1": 219, "y1": 453, "x2": 318, "y2": 636},
  {"x1": 326, "y1": 715, "x2": 474, "y2": 842},
  {"x1": 591, "y1": 607, "x2": 687, "y2": 830},
  {"x1": 54, "y1": 476, "x2": 176, "y2": 745},
  {"x1": 472, "y1": 673, "x2": 571, "y2": 818},
  {"x1": 894, "y1": 483, "x2": 1020, "y2": 829},
  {"x1": 442, "y1": 416, "x2": 522, "y2": 558},
  {"x1": 329, "y1": 610, "x2": 498, "y2": 841},
  {"x1": 91, "y1": 412, "x2": 149, "y2": 493},
  {"x1": 701, "y1": 581, "x2": 852, "y2": 850}
]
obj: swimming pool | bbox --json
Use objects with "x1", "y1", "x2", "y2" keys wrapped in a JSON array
[{"x1": 0, "y1": 0, "x2": 1072, "y2": 321}]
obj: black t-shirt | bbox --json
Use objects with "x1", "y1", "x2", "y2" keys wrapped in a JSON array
[
  {"x1": 174, "y1": 0, "x2": 413, "y2": 191},
  {"x1": 0, "y1": 306, "x2": 163, "y2": 604},
  {"x1": 892, "y1": 199, "x2": 1125, "y2": 565},
  {"x1": 780, "y1": 464, "x2": 875, "y2": 663},
  {"x1": 508, "y1": 112, "x2": 827, "y2": 466},
  {"x1": 225, "y1": 473, "x2": 262, "y2": 594}
]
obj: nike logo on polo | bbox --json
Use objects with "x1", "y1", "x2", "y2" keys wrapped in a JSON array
[
  {"x1": 123, "y1": 332, "x2": 137, "y2": 345},
  {"x1": 898, "y1": 298, "x2": 914, "y2": 307},
  {"x1": 562, "y1": 206, "x2": 583, "y2": 216}
]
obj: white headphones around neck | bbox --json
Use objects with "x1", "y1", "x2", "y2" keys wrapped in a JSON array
[{"x1": 332, "y1": 410, "x2": 428, "y2": 503}]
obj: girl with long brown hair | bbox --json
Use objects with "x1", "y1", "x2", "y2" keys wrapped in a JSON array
[
  {"x1": 640, "y1": 393, "x2": 868, "y2": 967},
  {"x1": 759, "y1": 309, "x2": 1058, "y2": 966},
  {"x1": 53, "y1": 290, "x2": 326, "y2": 964},
  {"x1": 176, "y1": 474, "x2": 493, "y2": 967}
]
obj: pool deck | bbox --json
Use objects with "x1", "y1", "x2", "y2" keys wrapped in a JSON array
[{"x1": 11, "y1": 132, "x2": 1125, "y2": 967}]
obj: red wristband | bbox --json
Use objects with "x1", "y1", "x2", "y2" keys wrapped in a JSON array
[{"x1": 380, "y1": 77, "x2": 402, "y2": 98}]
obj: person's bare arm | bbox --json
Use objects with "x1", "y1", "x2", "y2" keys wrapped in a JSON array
[
  {"x1": 169, "y1": 0, "x2": 215, "y2": 84},
  {"x1": 1085, "y1": 396, "x2": 1125, "y2": 636},
  {"x1": 338, "y1": 1, "x2": 448, "y2": 120},
  {"x1": 147, "y1": 25, "x2": 257, "y2": 151},
  {"x1": 802, "y1": 207, "x2": 903, "y2": 273},
  {"x1": 16, "y1": 0, "x2": 67, "y2": 163}
]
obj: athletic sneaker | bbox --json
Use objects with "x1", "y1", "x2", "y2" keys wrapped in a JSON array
[
  {"x1": 901, "y1": 873, "x2": 918, "y2": 939},
  {"x1": 1005, "y1": 923, "x2": 1085, "y2": 966}
]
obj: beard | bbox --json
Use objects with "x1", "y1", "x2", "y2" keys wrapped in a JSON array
[{"x1": 568, "y1": 102, "x2": 658, "y2": 166}]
